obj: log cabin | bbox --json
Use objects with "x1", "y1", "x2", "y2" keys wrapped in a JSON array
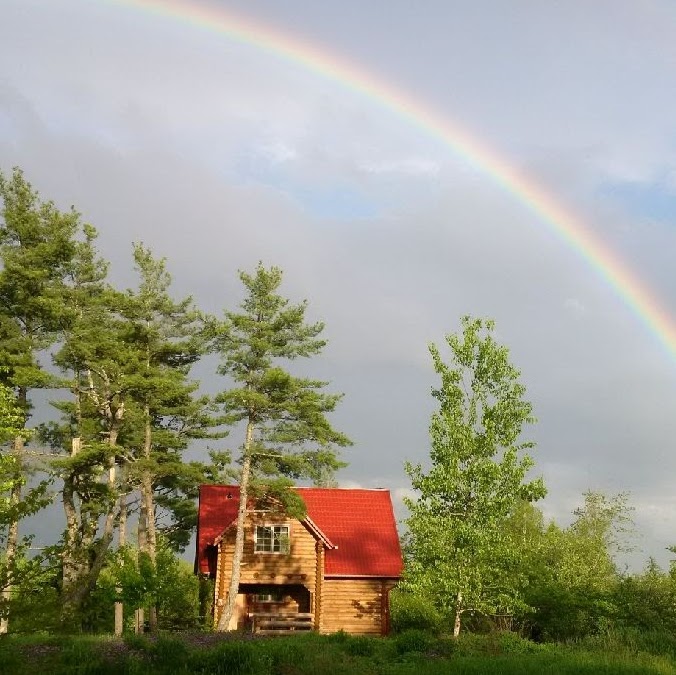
[{"x1": 196, "y1": 485, "x2": 403, "y2": 635}]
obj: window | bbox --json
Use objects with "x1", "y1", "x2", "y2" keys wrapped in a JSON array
[{"x1": 255, "y1": 525, "x2": 290, "y2": 553}]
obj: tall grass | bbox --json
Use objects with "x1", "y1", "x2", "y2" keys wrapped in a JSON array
[{"x1": 1, "y1": 630, "x2": 675, "y2": 675}]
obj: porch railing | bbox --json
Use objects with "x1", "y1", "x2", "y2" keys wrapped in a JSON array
[{"x1": 251, "y1": 612, "x2": 314, "y2": 634}]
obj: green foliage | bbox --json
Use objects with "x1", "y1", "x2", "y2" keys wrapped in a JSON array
[
  {"x1": 101, "y1": 540, "x2": 200, "y2": 631},
  {"x1": 517, "y1": 492, "x2": 635, "y2": 641},
  {"x1": 0, "y1": 167, "x2": 82, "y2": 631},
  {"x1": 393, "y1": 628, "x2": 437, "y2": 654},
  {"x1": 212, "y1": 263, "x2": 351, "y2": 629},
  {"x1": 403, "y1": 317, "x2": 545, "y2": 632},
  {"x1": 147, "y1": 635, "x2": 191, "y2": 671},
  {"x1": 213, "y1": 263, "x2": 351, "y2": 489},
  {"x1": 0, "y1": 167, "x2": 81, "y2": 391},
  {"x1": 155, "y1": 553, "x2": 201, "y2": 630},
  {"x1": 390, "y1": 589, "x2": 444, "y2": 635},
  {"x1": 614, "y1": 560, "x2": 676, "y2": 633},
  {"x1": 2, "y1": 551, "x2": 61, "y2": 633},
  {"x1": 0, "y1": 380, "x2": 26, "y2": 445}
]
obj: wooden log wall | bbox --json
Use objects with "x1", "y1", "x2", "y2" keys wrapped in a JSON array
[{"x1": 320, "y1": 579, "x2": 384, "y2": 635}]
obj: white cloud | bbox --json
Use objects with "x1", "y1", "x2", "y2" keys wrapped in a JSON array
[
  {"x1": 358, "y1": 158, "x2": 440, "y2": 177},
  {"x1": 564, "y1": 297, "x2": 587, "y2": 318},
  {"x1": 254, "y1": 140, "x2": 299, "y2": 164}
]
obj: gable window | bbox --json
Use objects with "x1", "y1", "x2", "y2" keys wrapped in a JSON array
[{"x1": 255, "y1": 525, "x2": 290, "y2": 553}]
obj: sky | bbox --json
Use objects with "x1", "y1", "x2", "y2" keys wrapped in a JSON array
[{"x1": 2, "y1": 0, "x2": 676, "y2": 568}]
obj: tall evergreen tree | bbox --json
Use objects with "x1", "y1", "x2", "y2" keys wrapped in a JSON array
[
  {"x1": 121, "y1": 243, "x2": 217, "y2": 632},
  {"x1": 212, "y1": 263, "x2": 350, "y2": 631},
  {"x1": 46, "y1": 226, "x2": 133, "y2": 629},
  {"x1": 0, "y1": 168, "x2": 80, "y2": 633}
]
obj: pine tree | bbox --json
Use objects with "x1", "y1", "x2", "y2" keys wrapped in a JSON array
[
  {"x1": 46, "y1": 227, "x2": 133, "y2": 630},
  {"x1": 121, "y1": 244, "x2": 218, "y2": 632},
  {"x1": 0, "y1": 168, "x2": 80, "y2": 633},
  {"x1": 212, "y1": 263, "x2": 350, "y2": 631}
]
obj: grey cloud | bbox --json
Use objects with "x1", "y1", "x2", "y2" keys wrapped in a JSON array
[{"x1": 2, "y1": 0, "x2": 676, "y2": 570}]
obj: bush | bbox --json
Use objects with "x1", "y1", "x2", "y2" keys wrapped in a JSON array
[
  {"x1": 452, "y1": 631, "x2": 543, "y2": 657},
  {"x1": 390, "y1": 590, "x2": 443, "y2": 635},
  {"x1": 342, "y1": 635, "x2": 380, "y2": 656},
  {"x1": 393, "y1": 628, "x2": 437, "y2": 655}
]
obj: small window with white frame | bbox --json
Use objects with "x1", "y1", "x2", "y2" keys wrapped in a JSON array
[{"x1": 255, "y1": 525, "x2": 290, "y2": 553}]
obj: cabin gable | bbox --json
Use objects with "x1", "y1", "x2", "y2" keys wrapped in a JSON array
[{"x1": 216, "y1": 512, "x2": 318, "y2": 593}]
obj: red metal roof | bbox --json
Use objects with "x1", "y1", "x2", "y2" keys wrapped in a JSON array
[{"x1": 196, "y1": 485, "x2": 403, "y2": 578}]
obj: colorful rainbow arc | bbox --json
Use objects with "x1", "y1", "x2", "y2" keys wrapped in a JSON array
[{"x1": 109, "y1": 0, "x2": 676, "y2": 361}]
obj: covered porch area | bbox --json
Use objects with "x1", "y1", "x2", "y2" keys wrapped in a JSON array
[{"x1": 224, "y1": 583, "x2": 314, "y2": 633}]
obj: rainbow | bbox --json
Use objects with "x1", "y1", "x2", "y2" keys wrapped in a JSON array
[{"x1": 107, "y1": 0, "x2": 676, "y2": 359}]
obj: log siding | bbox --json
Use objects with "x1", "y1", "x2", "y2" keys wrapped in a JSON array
[{"x1": 320, "y1": 578, "x2": 384, "y2": 635}]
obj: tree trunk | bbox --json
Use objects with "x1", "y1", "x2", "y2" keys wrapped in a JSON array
[
  {"x1": 0, "y1": 434, "x2": 25, "y2": 635},
  {"x1": 60, "y1": 437, "x2": 81, "y2": 629},
  {"x1": 135, "y1": 608, "x2": 145, "y2": 635},
  {"x1": 141, "y1": 407, "x2": 158, "y2": 633},
  {"x1": 62, "y1": 508, "x2": 117, "y2": 614},
  {"x1": 136, "y1": 496, "x2": 147, "y2": 635},
  {"x1": 216, "y1": 419, "x2": 254, "y2": 631},
  {"x1": 453, "y1": 591, "x2": 463, "y2": 637},
  {"x1": 114, "y1": 493, "x2": 126, "y2": 637}
]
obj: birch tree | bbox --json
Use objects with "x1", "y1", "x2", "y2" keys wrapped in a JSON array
[
  {"x1": 213, "y1": 263, "x2": 350, "y2": 631},
  {"x1": 404, "y1": 316, "x2": 546, "y2": 636}
]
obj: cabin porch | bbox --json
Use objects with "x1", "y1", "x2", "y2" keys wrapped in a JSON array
[{"x1": 223, "y1": 583, "x2": 313, "y2": 632}]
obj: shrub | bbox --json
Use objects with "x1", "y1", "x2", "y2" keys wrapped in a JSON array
[
  {"x1": 342, "y1": 635, "x2": 380, "y2": 656},
  {"x1": 389, "y1": 590, "x2": 443, "y2": 635},
  {"x1": 495, "y1": 631, "x2": 542, "y2": 655},
  {"x1": 393, "y1": 628, "x2": 437, "y2": 655}
]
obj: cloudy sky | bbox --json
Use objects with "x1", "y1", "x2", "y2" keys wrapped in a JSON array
[{"x1": 2, "y1": 0, "x2": 676, "y2": 567}]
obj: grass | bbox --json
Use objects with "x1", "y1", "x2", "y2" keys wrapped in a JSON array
[{"x1": 1, "y1": 630, "x2": 675, "y2": 674}]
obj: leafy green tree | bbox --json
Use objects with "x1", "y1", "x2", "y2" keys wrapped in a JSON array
[
  {"x1": 96, "y1": 539, "x2": 200, "y2": 632},
  {"x1": 212, "y1": 263, "x2": 350, "y2": 631},
  {"x1": 522, "y1": 491, "x2": 633, "y2": 640},
  {"x1": 0, "y1": 168, "x2": 80, "y2": 632},
  {"x1": 404, "y1": 316, "x2": 545, "y2": 636}
]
